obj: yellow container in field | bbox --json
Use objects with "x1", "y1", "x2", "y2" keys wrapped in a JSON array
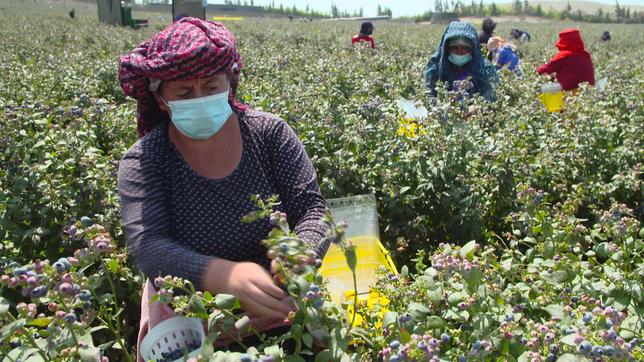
[
  {"x1": 318, "y1": 195, "x2": 397, "y2": 322},
  {"x1": 538, "y1": 82, "x2": 564, "y2": 112}
]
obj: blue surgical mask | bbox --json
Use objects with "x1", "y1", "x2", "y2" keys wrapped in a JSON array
[
  {"x1": 164, "y1": 90, "x2": 233, "y2": 140},
  {"x1": 448, "y1": 52, "x2": 472, "y2": 66}
]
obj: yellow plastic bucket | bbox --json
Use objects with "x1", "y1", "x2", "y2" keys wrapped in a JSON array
[
  {"x1": 319, "y1": 235, "x2": 397, "y2": 304},
  {"x1": 318, "y1": 195, "x2": 397, "y2": 326},
  {"x1": 538, "y1": 91, "x2": 564, "y2": 113}
]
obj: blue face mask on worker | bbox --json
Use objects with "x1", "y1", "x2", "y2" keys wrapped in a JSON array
[
  {"x1": 448, "y1": 53, "x2": 472, "y2": 66},
  {"x1": 163, "y1": 90, "x2": 233, "y2": 140}
]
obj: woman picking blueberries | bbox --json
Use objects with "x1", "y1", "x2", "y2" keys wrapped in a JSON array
[{"x1": 117, "y1": 17, "x2": 329, "y2": 359}]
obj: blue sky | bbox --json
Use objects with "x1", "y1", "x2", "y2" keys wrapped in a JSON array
[{"x1": 209, "y1": 0, "x2": 644, "y2": 17}]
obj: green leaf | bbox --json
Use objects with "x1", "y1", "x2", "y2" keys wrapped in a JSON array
[
  {"x1": 107, "y1": 258, "x2": 118, "y2": 274},
  {"x1": 26, "y1": 318, "x2": 52, "y2": 328},
  {"x1": 214, "y1": 294, "x2": 238, "y2": 310},
  {"x1": 0, "y1": 297, "x2": 9, "y2": 317},
  {"x1": 465, "y1": 268, "x2": 483, "y2": 292},
  {"x1": 459, "y1": 240, "x2": 477, "y2": 260},
  {"x1": 557, "y1": 353, "x2": 590, "y2": 361},
  {"x1": 264, "y1": 344, "x2": 281, "y2": 358},
  {"x1": 78, "y1": 344, "x2": 100, "y2": 362},
  {"x1": 314, "y1": 350, "x2": 332, "y2": 362},
  {"x1": 399, "y1": 186, "x2": 411, "y2": 195},
  {"x1": 382, "y1": 311, "x2": 398, "y2": 327},
  {"x1": 189, "y1": 295, "x2": 208, "y2": 318},
  {"x1": 427, "y1": 316, "x2": 446, "y2": 329},
  {"x1": 302, "y1": 333, "x2": 313, "y2": 349},
  {"x1": 447, "y1": 292, "x2": 464, "y2": 306},
  {"x1": 401, "y1": 265, "x2": 409, "y2": 276},
  {"x1": 408, "y1": 302, "x2": 429, "y2": 321},
  {"x1": 560, "y1": 333, "x2": 578, "y2": 347},
  {"x1": 544, "y1": 304, "x2": 566, "y2": 320}
]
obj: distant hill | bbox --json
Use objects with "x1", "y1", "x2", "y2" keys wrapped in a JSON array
[{"x1": 497, "y1": 1, "x2": 644, "y2": 14}]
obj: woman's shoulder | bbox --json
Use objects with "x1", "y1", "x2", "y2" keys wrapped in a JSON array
[
  {"x1": 120, "y1": 124, "x2": 171, "y2": 165},
  {"x1": 241, "y1": 108, "x2": 291, "y2": 135}
]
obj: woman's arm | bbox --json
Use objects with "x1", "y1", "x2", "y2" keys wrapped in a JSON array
[
  {"x1": 119, "y1": 144, "x2": 292, "y2": 318},
  {"x1": 537, "y1": 59, "x2": 559, "y2": 75},
  {"x1": 265, "y1": 118, "x2": 330, "y2": 259}
]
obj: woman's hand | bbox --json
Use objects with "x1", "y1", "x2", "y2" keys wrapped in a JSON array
[{"x1": 203, "y1": 259, "x2": 295, "y2": 319}]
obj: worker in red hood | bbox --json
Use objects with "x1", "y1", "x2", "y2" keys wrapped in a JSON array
[{"x1": 537, "y1": 28, "x2": 595, "y2": 91}]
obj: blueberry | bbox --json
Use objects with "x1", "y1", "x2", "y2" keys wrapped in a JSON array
[
  {"x1": 53, "y1": 262, "x2": 66, "y2": 273},
  {"x1": 550, "y1": 344, "x2": 559, "y2": 354},
  {"x1": 305, "y1": 291, "x2": 316, "y2": 299},
  {"x1": 12, "y1": 267, "x2": 27, "y2": 276},
  {"x1": 459, "y1": 356, "x2": 467, "y2": 362},
  {"x1": 240, "y1": 354, "x2": 252, "y2": 362},
  {"x1": 78, "y1": 290, "x2": 91, "y2": 301},
  {"x1": 579, "y1": 341, "x2": 592, "y2": 355},
  {"x1": 64, "y1": 313, "x2": 76, "y2": 324},
  {"x1": 309, "y1": 284, "x2": 320, "y2": 293},
  {"x1": 605, "y1": 320, "x2": 613, "y2": 328},
  {"x1": 314, "y1": 299, "x2": 324, "y2": 308},
  {"x1": 389, "y1": 340, "x2": 401, "y2": 349},
  {"x1": 389, "y1": 355, "x2": 400, "y2": 362},
  {"x1": 472, "y1": 340, "x2": 481, "y2": 350},
  {"x1": 570, "y1": 296, "x2": 579, "y2": 303},
  {"x1": 591, "y1": 345, "x2": 603, "y2": 357},
  {"x1": 441, "y1": 333, "x2": 450, "y2": 344},
  {"x1": 547, "y1": 353, "x2": 557, "y2": 362},
  {"x1": 504, "y1": 314, "x2": 514, "y2": 322},
  {"x1": 603, "y1": 346, "x2": 615, "y2": 357},
  {"x1": 57, "y1": 258, "x2": 71, "y2": 270},
  {"x1": 278, "y1": 242, "x2": 289, "y2": 253},
  {"x1": 607, "y1": 328, "x2": 617, "y2": 340},
  {"x1": 80, "y1": 216, "x2": 92, "y2": 227},
  {"x1": 582, "y1": 312, "x2": 593, "y2": 324},
  {"x1": 31, "y1": 286, "x2": 48, "y2": 298}
]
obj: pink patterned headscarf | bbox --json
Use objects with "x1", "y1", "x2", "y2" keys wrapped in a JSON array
[{"x1": 119, "y1": 17, "x2": 247, "y2": 138}]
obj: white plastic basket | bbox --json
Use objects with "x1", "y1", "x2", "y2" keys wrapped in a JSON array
[{"x1": 140, "y1": 317, "x2": 205, "y2": 362}]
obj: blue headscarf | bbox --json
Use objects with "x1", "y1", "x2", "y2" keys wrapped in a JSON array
[{"x1": 424, "y1": 22, "x2": 498, "y2": 101}]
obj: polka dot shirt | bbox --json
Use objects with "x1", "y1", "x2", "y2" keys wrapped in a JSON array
[{"x1": 117, "y1": 109, "x2": 330, "y2": 290}]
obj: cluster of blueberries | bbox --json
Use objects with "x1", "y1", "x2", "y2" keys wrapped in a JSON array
[{"x1": 156, "y1": 341, "x2": 200, "y2": 362}]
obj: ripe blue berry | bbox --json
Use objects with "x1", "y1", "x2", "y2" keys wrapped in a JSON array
[
  {"x1": 579, "y1": 341, "x2": 592, "y2": 355},
  {"x1": 389, "y1": 340, "x2": 401, "y2": 349},
  {"x1": 64, "y1": 313, "x2": 76, "y2": 324},
  {"x1": 80, "y1": 216, "x2": 92, "y2": 226},
  {"x1": 441, "y1": 333, "x2": 450, "y2": 344},
  {"x1": 591, "y1": 346, "x2": 604, "y2": 357},
  {"x1": 78, "y1": 290, "x2": 91, "y2": 301},
  {"x1": 582, "y1": 312, "x2": 593, "y2": 324}
]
